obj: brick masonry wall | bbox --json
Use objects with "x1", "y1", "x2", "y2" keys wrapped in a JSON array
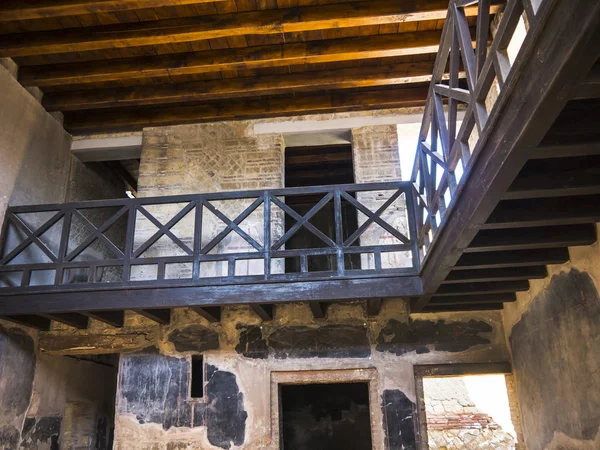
[
  {"x1": 133, "y1": 116, "x2": 411, "y2": 279},
  {"x1": 352, "y1": 125, "x2": 411, "y2": 269},
  {"x1": 135, "y1": 121, "x2": 284, "y2": 278}
]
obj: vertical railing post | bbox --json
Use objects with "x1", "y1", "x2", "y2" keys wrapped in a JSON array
[
  {"x1": 263, "y1": 191, "x2": 271, "y2": 281},
  {"x1": 122, "y1": 202, "x2": 137, "y2": 284},
  {"x1": 193, "y1": 198, "x2": 203, "y2": 281},
  {"x1": 54, "y1": 206, "x2": 72, "y2": 286},
  {"x1": 406, "y1": 184, "x2": 420, "y2": 273},
  {"x1": 334, "y1": 188, "x2": 344, "y2": 276}
]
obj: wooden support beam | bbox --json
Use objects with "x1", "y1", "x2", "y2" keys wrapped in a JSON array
[
  {"x1": 0, "y1": 1, "x2": 491, "y2": 58},
  {"x1": 434, "y1": 281, "x2": 529, "y2": 296},
  {"x1": 505, "y1": 155, "x2": 600, "y2": 199},
  {"x1": 533, "y1": 143, "x2": 600, "y2": 159},
  {"x1": 574, "y1": 62, "x2": 600, "y2": 100},
  {"x1": 310, "y1": 302, "x2": 328, "y2": 319},
  {"x1": 82, "y1": 311, "x2": 124, "y2": 327},
  {"x1": 454, "y1": 248, "x2": 570, "y2": 270},
  {"x1": 19, "y1": 31, "x2": 449, "y2": 88},
  {"x1": 1, "y1": 315, "x2": 51, "y2": 330},
  {"x1": 39, "y1": 333, "x2": 153, "y2": 355},
  {"x1": 0, "y1": 1, "x2": 222, "y2": 22},
  {"x1": 41, "y1": 313, "x2": 89, "y2": 329},
  {"x1": 442, "y1": 266, "x2": 548, "y2": 284},
  {"x1": 483, "y1": 195, "x2": 600, "y2": 229},
  {"x1": 191, "y1": 306, "x2": 222, "y2": 323},
  {"x1": 366, "y1": 299, "x2": 383, "y2": 317},
  {"x1": 250, "y1": 304, "x2": 274, "y2": 321},
  {"x1": 466, "y1": 224, "x2": 597, "y2": 252},
  {"x1": 43, "y1": 62, "x2": 436, "y2": 112},
  {"x1": 135, "y1": 309, "x2": 171, "y2": 325},
  {"x1": 423, "y1": 303, "x2": 505, "y2": 312},
  {"x1": 540, "y1": 98, "x2": 600, "y2": 147},
  {"x1": 429, "y1": 293, "x2": 517, "y2": 305},
  {"x1": 0, "y1": 277, "x2": 422, "y2": 316},
  {"x1": 64, "y1": 86, "x2": 429, "y2": 133}
]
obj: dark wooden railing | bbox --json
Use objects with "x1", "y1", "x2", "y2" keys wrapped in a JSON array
[
  {"x1": 0, "y1": 182, "x2": 419, "y2": 294},
  {"x1": 412, "y1": 0, "x2": 541, "y2": 260}
]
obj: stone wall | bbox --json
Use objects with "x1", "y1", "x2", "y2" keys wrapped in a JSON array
[
  {"x1": 423, "y1": 377, "x2": 517, "y2": 450},
  {"x1": 503, "y1": 223, "x2": 600, "y2": 450},
  {"x1": 37, "y1": 302, "x2": 510, "y2": 450},
  {"x1": 0, "y1": 320, "x2": 118, "y2": 450}
]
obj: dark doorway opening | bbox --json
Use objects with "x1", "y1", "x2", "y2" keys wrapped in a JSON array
[
  {"x1": 284, "y1": 145, "x2": 360, "y2": 273},
  {"x1": 279, "y1": 382, "x2": 373, "y2": 450}
]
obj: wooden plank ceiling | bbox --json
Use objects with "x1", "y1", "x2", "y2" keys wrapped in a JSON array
[{"x1": 0, "y1": 0, "x2": 494, "y2": 134}]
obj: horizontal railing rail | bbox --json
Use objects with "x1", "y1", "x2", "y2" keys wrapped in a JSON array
[
  {"x1": 0, "y1": 182, "x2": 419, "y2": 294},
  {"x1": 411, "y1": 0, "x2": 546, "y2": 261}
]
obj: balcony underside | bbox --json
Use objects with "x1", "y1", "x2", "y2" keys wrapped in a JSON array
[
  {"x1": 0, "y1": 276, "x2": 422, "y2": 317},
  {"x1": 412, "y1": 0, "x2": 600, "y2": 312}
]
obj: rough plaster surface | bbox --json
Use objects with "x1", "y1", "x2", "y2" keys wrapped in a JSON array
[
  {"x1": 0, "y1": 319, "x2": 118, "y2": 450},
  {"x1": 33, "y1": 302, "x2": 511, "y2": 450},
  {"x1": 0, "y1": 64, "x2": 72, "y2": 226},
  {"x1": 504, "y1": 224, "x2": 600, "y2": 450}
]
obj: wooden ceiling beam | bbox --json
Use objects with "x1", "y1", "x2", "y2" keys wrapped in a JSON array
[
  {"x1": 41, "y1": 313, "x2": 89, "y2": 329},
  {"x1": 434, "y1": 280, "x2": 530, "y2": 296},
  {"x1": 20, "y1": 31, "x2": 449, "y2": 88},
  {"x1": 191, "y1": 306, "x2": 222, "y2": 323},
  {"x1": 135, "y1": 308, "x2": 171, "y2": 324},
  {"x1": 64, "y1": 85, "x2": 429, "y2": 133},
  {"x1": 483, "y1": 194, "x2": 600, "y2": 229},
  {"x1": 1, "y1": 314, "x2": 51, "y2": 330},
  {"x1": 250, "y1": 304, "x2": 274, "y2": 321},
  {"x1": 423, "y1": 303, "x2": 504, "y2": 313},
  {"x1": 0, "y1": 0, "x2": 495, "y2": 57},
  {"x1": 43, "y1": 61, "x2": 435, "y2": 111},
  {"x1": 442, "y1": 266, "x2": 549, "y2": 284},
  {"x1": 82, "y1": 310, "x2": 125, "y2": 327},
  {"x1": 454, "y1": 248, "x2": 571, "y2": 270},
  {"x1": 429, "y1": 293, "x2": 516, "y2": 305},
  {"x1": 423, "y1": 303, "x2": 505, "y2": 312},
  {"x1": 466, "y1": 224, "x2": 598, "y2": 252},
  {"x1": 0, "y1": 1, "x2": 223, "y2": 22}
]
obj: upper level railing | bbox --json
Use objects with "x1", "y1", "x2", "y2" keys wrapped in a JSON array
[
  {"x1": 0, "y1": 182, "x2": 418, "y2": 294},
  {"x1": 412, "y1": 0, "x2": 541, "y2": 259}
]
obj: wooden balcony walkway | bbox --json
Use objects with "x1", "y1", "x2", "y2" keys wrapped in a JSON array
[
  {"x1": 1, "y1": 0, "x2": 599, "y2": 328},
  {"x1": 410, "y1": 0, "x2": 600, "y2": 312},
  {"x1": 0, "y1": 182, "x2": 422, "y2": 329}
]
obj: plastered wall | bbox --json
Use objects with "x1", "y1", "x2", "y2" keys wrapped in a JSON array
[
  {"x1": 503, "y1": 224, "x2": 600, "y2": 450},
  {"x1": 0, "y1": 63, "x2": 72, "y2": 225},
  {"x1": 0, "y1": 320, "x2": 118, "y2": 450},
  {"x1": 35, "y1": 301, "x2": 510, "y2": 450}
]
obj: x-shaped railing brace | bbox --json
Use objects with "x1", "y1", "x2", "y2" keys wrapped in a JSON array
[
  {"x1": 133, "y1": 202, "x2": 195, "y2": 258},
  {"x1": 66, "y1": 207, "x2": 128, "y2": 261},
  {"x1": 341, "y1": 190, "x2": 410, "y2": 247},
  {"x1": 0, "y1": 211, "x2": 63, "y2": 265},
  {"x1": 271, "y1": 193, "x2": 337, "y2": 251},
  {"x1": 201, "y1": 197, "x2": 264, "y2": 254}
]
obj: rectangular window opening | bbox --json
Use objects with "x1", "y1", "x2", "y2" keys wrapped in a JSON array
[
  {"x1": 190, "y1": 355, "x2": 204, "y2": 398},
  {"x1": 422, "y1": 373, "x2": 519, "y2": 449}
]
